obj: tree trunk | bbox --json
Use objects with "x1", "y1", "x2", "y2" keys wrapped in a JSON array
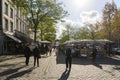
[
  {"x1": 34, "y1": 25, "x2": 37, "y2": 43},
  {"x1": 40, "y1": 30, "x2": 44, "y2": 41}
]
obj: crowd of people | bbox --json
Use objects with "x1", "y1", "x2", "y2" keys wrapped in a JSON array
[{"x1": 23, "y1": 42, "x2": 98, "y2": 72}]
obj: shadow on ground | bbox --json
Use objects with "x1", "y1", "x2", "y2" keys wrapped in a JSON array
[
  {"x1": 0, "y1": 60, "x2": 35, "y2": 80},
  {"x1": 0, "y1": 62, "x2": 24, "y2": 68},
  {"x1": 5, "y1": 67, "x2": 35, "y2": 80},
  {"x1": 56, "y1": 54, "x2": 120, "y2": 70},
  {"x1": 58, "y1": 69, "x2": 70, "y2": 80},
  {"x1": 0, "y1": 65, "x2": 26, "y2": 77},
  {"x1": 0, "y1": 55, "x2": 23, "y2": 62}
]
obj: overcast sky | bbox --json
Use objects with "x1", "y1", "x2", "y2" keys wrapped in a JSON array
[{"x1": 56, "y1": 0, "x2": 120, "y2": 39}]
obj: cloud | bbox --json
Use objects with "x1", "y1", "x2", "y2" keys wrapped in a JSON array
[
  {"x1": 61, "y1": 18, "x2": 84, "y2": 27},
  {"x1": 56, "y1": 10, "x2": 101, "y2": 38},
  {"x1": 80, "y1": 10, "x2": 101, "y2": 24},
  {"x1": 56, "y1": 18, "x2": 84, "y2": 39}
]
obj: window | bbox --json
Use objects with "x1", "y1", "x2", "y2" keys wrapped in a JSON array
[
  {"x1": 4, "y1": 3, "x2": 8, "y2": 15},
  {"x1": 10, "y1": 21, "x2": 13, "y2": 32},
  {"x1": 16, "y1": 19, "x2": 19, "y2": 30},
  {"x1": 23, "y1": 24, "x2": 25, "y2": 33},
  {"x1": 10, "y1": 8, "x2": 13, "y2": 18},
  {"x1": 4, "y1": 18, "x2": 8, "y2": 31},
  {"x1": 20, "y1": 22, "x2": 22, "y2": 31},
  {"x1": 16, "y1": 11, "x2": 19, "y2": 17}
]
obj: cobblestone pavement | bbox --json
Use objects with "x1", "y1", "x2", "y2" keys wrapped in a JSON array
[{"x1": 0, "y1": 52, "x2": 120, "y2": 80}]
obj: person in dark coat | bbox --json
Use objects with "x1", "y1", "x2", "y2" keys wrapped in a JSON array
[
  {"x1": 65, "y1": 46, "x2": 72, "y2": 71},
  {"x1": 24, "y1": 44, "x2": 31, "y2": 66},
  {"x1": 45, "y1": 45, "x2": 49, "y2": 56},
  {"x1": 33, "y1": 46, "x2": 40, "y2": 67},
  {"x1": 92, "y1": 46, "x2": 98, "y2": 62}
]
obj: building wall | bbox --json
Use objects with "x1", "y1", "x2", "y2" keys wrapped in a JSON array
[
  {"x1": 2, "y1": 0, "x2": 29, "y2": 35},
  {"x1": 2, "y1": 0, "x2": 13, "y2": 33},
  {"x1": 0, "y1": 0, "x2": 2, "y2": 30},
  {"x1": 0, "y1": 0, "x2": 4, "y2": 54},
  {"x1": 0, "y1": 0, "x2": 30, "y2": 54}
]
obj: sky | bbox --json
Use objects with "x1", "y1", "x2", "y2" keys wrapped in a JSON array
[{"x1": 56, "y1": 0, "x2": 120, "y2": 39}]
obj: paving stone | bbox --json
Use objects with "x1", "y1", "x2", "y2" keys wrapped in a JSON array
[{"x1": 0, "y1": 53, "x2": 120, "y2": 80}]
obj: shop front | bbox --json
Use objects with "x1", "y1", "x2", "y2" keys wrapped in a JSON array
[
  {"x1": 14, "y1": 30, "x2": 33, "y2": 44},
  {"x1": 3, "y1": 32, "x2": 22, "y2": 54}
]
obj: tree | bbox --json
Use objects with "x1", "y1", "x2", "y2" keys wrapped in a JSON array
[
  {"x1": 85, "y1": 23, "x2": 98, "y2": 41},
  {"x1": 102, "y1": 1, "x2": 117, "y2": 40},
  {"x1": 111, "y1": 9, "x2": 120, "y2": 47},
  {"x1": 60, "y1": 24, "x2": 93, "y2": 43},
  {"x1": 38, "y1": 21, "x2": 56, "y2": 42},
  {"x1": 59, "y1": 24, "x2": 73, "y2": 43},
  {"x1": 12, "y1": 0, "x2": 67, "y2": 42},
  {"x1": 59, "y1": 31, "x2": 69, "y2": 43},
  {"x1": 76, "y1": 27, "x2": 90, "y2": 39},
  {"x1": 11, "y1": 0, "x2": 26, "y2": 8},
  {"x1": 101, "y1": 1, "x2": 117, "y2": 56}
]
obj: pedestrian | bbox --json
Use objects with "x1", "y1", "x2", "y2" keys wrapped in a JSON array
[
  {"x1": 65, "y1": 45, "x2": 72, "y2": 71},
  {"x1": 49, "y1": 45, "x2": 52, "y2": 56},
  {"x1": 92, "y1": 46, "x2": 97, "y2": 62},
  {"x1": 33, "y1": 45, "x2": 41, "y2": 67},
  {"x1": 24, "y1": 43, "x2": 31, "y2": 66},
  {"x1": 45, "y1": 45, "x2": 49, "y2": 56}
]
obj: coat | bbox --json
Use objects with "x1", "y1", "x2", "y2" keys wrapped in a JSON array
[
  {"x1": 65, "y1": 47, "x2": 72, "y2": 58},
  {"x1": 33, "y1": 47, "x2": 40, "y2": 58},
  {"x1": 24, "y1": 46, "x2": 31, "y2": 57}
]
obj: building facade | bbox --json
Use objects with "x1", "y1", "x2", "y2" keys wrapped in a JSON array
[{"x1": 0, "y1": 0, "x2": 31, "y2": 54}]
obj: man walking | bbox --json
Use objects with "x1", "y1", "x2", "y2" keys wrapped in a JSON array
[
  {"x1": 65, "y1": 45, "x2": 72, "y2": 71},
  {"x1": 92, "y1": 46, "x2": 97, "y2": 62},
  {"x1": 33, "y1": 45, "x2": 40, "y2": 67},
  {"x1": 24, "y1": 44, "x2": 31, "y2": 66}
]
